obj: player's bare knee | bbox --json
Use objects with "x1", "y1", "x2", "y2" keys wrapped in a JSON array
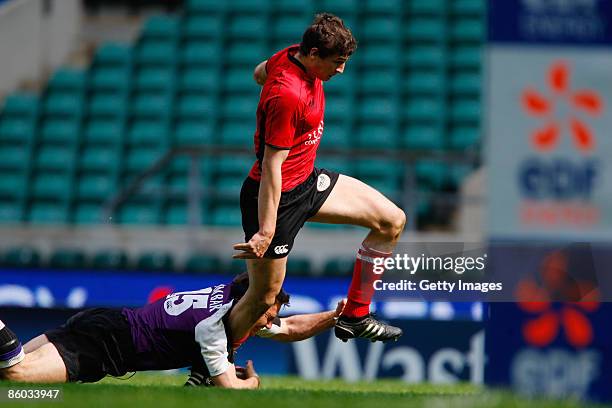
[{"x1": 374, "y1": 207, "x2": 406, "y2": 241}]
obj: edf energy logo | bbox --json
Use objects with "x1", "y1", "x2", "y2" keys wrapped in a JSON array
[
  {"x1": 510, "y1": 251, "x2": 601, "y2": 398},
  {"x1": 518, "y1": 61, "x2": 605, "y2": 228}
]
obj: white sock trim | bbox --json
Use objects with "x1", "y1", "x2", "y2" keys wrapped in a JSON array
[{"x1": 0, "y1": 321, "x2": 5, "y2": 330}]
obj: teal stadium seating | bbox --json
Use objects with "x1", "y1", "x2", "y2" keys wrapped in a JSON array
[{"x1": 0, "y1": 0, "x2": 484, "y2": 234}]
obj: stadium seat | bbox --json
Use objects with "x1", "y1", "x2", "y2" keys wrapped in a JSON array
[
  {"x1": 0, "y1": 173, "x2": 27, "y2": 198},
  {"x1": 119, "y1": 203, "x2": 161, "y2": 224},
  {"x1": 361, "y1": 17, "x2": 401, "y2": 41},
  {"x1": 35, "y1": 146, "x2": 75, "y2": 172},
  {"x1": 93, "y1": 43, "x2": 132, "y2": 67},
  {"x1": 31, "y1": 173, "x2": 73, "y2": 199},
  {"x1": 0, "y1": 147, "x2": 29, "y2": 172},
  {"x1": 226, "y1": 41, "x2": 266, "y2": 65},
  {"x1": 91, "y1": 249, "x2": 129, "y2": 270},
  {"x1": 183, "y1": 16, "x2": 222, "y2": 39},
  {"x1": 401, "y1": 125, "x2": 444, "y2": 150},
  {"x1": 415, "y1": 160, "x2": 448, "y2": 189},
  {"x1": 90, "y1": 67, "x2": 131, "y2": 90},
  {"x1": 174, "y1": 121, "x2": 213, "y2": 145},
  {"x1": 77, "y1": 175, "x2": 116, "y2": 201},
  {"x1": 357, "y1": 97, "x2": 398, "y2": 122},
  {"x1": 320, "y1": 0, "x2": 358, "y2": 14},
  {"x1": 2, "y1": 247, "x2": 41, "y2": 268},
  {"x1": 228, "y1": 16, "x2": 267, "y2": 39},
  {"x1": 450, "y1": 46, "x2": 481, "y2": 69},
  {"x1": 223, "y1": 68, "x2": 259, "y2": 93},
  {"x1": 448, "y1": 163, "x2": 473, "y2": 188},
  {"x1": 136, "y1": 41, "x2": 177, "y2": 66},
  {"x1": 449, "y1": 126, "x2": 480, "y2": 149},
  {"x1": 209, "y1": 205, "x2": 242, "y2": 226},
  {"x1": 359, "y1": 45, "x2": 400, "y2": 67},
  {"x1": 82, "y1": 120, "x2": 124, "y2": 146},
  {"x1": 286, "y1": 257, "x2": 313, "y2": 277},
  {"x1": 212, "y1": 175, "x2": 244, "y2": 202},
  {"x1": 405, "y1": 46, "x2": 446, "y2": 68},
  {"x1": 0, "y1": 201, "x2": 23, "y2": 223},
  {"x1": 222, "y1": 95, "x2": 256, "y2": 120},
  {"x1": 186, "y1": 0, "x2": 225, "y2": 14},
  {"x1": 449, "y1": 99, "x2": 480, "y2": 123},
  {"x1": 403, "y1": 19, "x2": 446, "y2": 42},
  {"x1": 407, "y1": 0, "x2": 446, "y2": 15},
  {"x1": 359, "y1": 70, "x2": 398, "y2": 93},
  {"x1": 1, "y1": 93, "x2": 38, "y2": 117},
  {"x1": 356, "y1": 159, "x2": 403, "y2": 181},
  {"x1": 450, "y1": 72, "x2": 481, "y2": 95},
  {"x1": 89, "y1": 94, "x2": 128, "y2": 118},
  {"x1": 131, "y1": 93, "x2": 172, "y2": 118},
  {"x1": 319, "y1": 121, "x2": 350, "y2": 149},
  {"x1": 183, "y1": 254, "x2": 222, "y2": 274},
  {"x1": 49, "y1": 248, "x2": 87, "y2": 270},
  {"x1": 403, "y1": 71, "x2": 445, "y2": 94},
  {"x1": 181, "y1": 41, "x2": 221, "y2": 66},
  {"x1": 136, "y1": 251, "x2": 174, "y2": 271},
  {"x1": 176, "y1": 95, "x2": 217, "y2": 119},
  {"x1": 214, "y1": 155, "x2": 252, "y2": 177},
  {"x1": 134, "y1": 68, "x2": 175, "y2": 91},
  {"x1": 220, "y1": 123, "x2": 252, "y2": 146},
  {"x1": 179, "y1": 67, "x2": 219, "y2": 93},
  {"x1": 450, "y1": 19, "x2": 484, "y2": 42},
  {"x1": 325, "y1": 95, "x2": 353, "y2": 121},
  {"x1": 48, "y1": 69, "x2": 87, "y2": 91},
  {"x1": 403, "y1": 97, "x2": 444, "y2": 121},
  {"x1": 28, "y1": 203, "x2": 69, "y2": 224},
  {"x1": 273, "y1": 16, "x2": 308, "y2": 39},
  {"x1": 355, "y1": 124, "x2": 397, "y2": 149},
  {"x1": 43, "y1": 93, "x2": 84, "y2": 118},
  {"x1": 74, "y1": 204, "x2": 105, "y2": 224},
  {"x1": 141, "y1": 16, "x2": 179, "y2": 40},
  {"x1": 125, "y1": 148, "x2": 165, "y2": 172},
  {"x1": 323, "y1": 258, "x2": 354, "y2": 276},
  {"x1": 39, "y1": 123, "x2": 77, "y2": 149},
  {"x1": 451, "y1": 0, "x2": 486, "y2": 15},
  {"x1": 127, "y1": 120, "x2": 170, "y2": 147},
  {"x1": 164, "y1": 202, "x2": 189, "y2": 225},
  {"x1": 0, "y1": 118, "x2": 35, "y2": 146}
]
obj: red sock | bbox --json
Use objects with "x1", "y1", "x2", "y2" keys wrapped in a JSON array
[{"x1": 342, "y1": 245, "x2": 391, "y2": 318}]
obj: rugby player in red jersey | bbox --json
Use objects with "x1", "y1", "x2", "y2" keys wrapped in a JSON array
[{"x1": 231, "y1": 13, "x2": 406, "y2": 344}]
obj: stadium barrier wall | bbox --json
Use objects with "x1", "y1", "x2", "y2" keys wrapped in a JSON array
[{"x1": 0, "y1": 0, "x2": 81, "y2": 96}]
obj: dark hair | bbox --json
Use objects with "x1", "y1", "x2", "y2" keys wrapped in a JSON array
[
  {"x1": 300, "y1": 13, "x2": 357, "y2": 59},
  {"x1": 230, "y1": 272, "x2": 290, "y2": 306}
]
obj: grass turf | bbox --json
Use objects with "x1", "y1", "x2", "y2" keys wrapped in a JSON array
[{"x1": 1, "y1": 374, "x2": 609, "y2": 408}]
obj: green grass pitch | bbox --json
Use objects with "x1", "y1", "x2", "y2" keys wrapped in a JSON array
[{"x1": 1, "y1": 374, "x2": 609, "y2": 408}]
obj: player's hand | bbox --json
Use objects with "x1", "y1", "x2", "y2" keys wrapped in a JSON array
[
  {"x1": 235, "y1": 365, "x2": 247, "y2": 380},
  {"x1": 232, "y1": 231, "x2": 273, "y2": 259},
  {"x1": 245, "y1": 360, "x2": 260, "y2": 387},
  {"x1": 335, "y1": 298, "x2": 347, "y2": 317}
]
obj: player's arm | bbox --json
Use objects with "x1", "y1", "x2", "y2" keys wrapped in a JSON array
[
  {"x1": 253, "y1": 60, "x2": 268, "y2": 86},
  {"x1": 259, "y1": 300, "x2": 345, "y2": 342},
  {"x1": 258, "y1": 146, "x2": 289, "y2": 238},
  {"x1": 210, "y1": 360, "x2": 260, "y2": 389}
]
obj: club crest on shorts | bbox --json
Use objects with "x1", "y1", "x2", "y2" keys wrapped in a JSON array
[{"x1": 317, "y1": 174, "x2": 331, "y2": 192}]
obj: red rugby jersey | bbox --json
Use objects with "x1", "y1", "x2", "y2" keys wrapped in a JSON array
[{"x1": 247, "y1": 45, "x2": 325, "y2": 191}]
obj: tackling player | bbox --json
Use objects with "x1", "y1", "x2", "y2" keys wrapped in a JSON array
[
  {"x1": 232, "y1": 13, "x2": 406, "y2": 344},
  {"x1": 0, "y1": 273, "x2": 343, "y2": 388}
]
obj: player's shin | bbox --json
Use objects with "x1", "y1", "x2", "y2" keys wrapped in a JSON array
[
  {"x1": 342, "y1": 245, "x2": 391, "y2": 318},
  {"x1": 0, "y1": 321, "x2": 25, "y2": 369}
]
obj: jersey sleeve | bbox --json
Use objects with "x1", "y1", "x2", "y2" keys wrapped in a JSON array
[
  {"x1": 264, "y1": 91, "x2": 301, "y2": 149},
  {"x1": 194, "y1": 302, "x2": 233, "y2": 377}
]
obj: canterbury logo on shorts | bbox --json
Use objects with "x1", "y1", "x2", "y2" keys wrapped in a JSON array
[
  {"x1": 274, "y1": 245, "x2": 289, "y2": 255},
  {"x1": 317, "y1": 174, "x2": 331, "y2": 192}
]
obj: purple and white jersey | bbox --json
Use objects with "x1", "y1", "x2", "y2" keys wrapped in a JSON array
[{"x1": 122, "y1": 283, "x2": 233, "y2": 377}]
